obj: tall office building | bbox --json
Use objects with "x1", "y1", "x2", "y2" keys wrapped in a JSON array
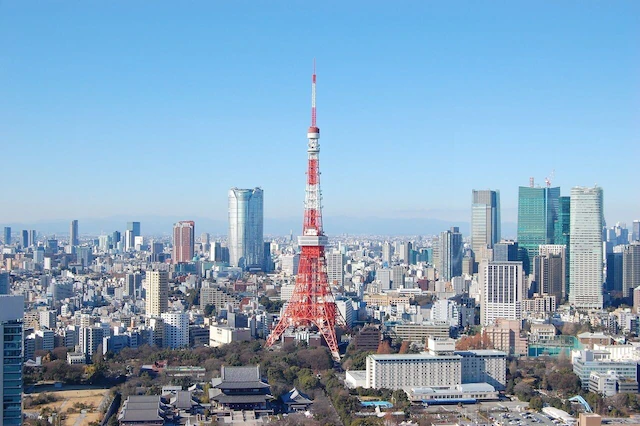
[
  {"x1": 29, "y1": 230, "x2": 36, "y2": 247},
  {"x1": 392, "y1": 265, "x2": 406, "y2": 289},
  {"x1": 125, "y1": 222, "x2": 140, "y2": 251},
  {"x1": 124, "y1": 273, "x2": 143, "y2": 299},
  {"x1": 569, "y1": 186, "x2": 604, "y2": 310},
  {"x1": 2, "y1": 227, "x2": 10, "y2": 245},
  {"x1": 517, "y1": 186, "x2": 560, "y2": 274},
  {"x1": 605, "y1": 251, "x2": 623, "y2": 293},
  {"x1": 172, "y1": 221, "x2": 195, "y2": 264},
  {"x1": 479, "y1": 261, "x2": 524, "y2": 326},
  {"x1": 0, "y1": 295, "x2": 23, "y2": 426},
  {"x1": 21, "y1": 230, "x2": 29, "y2": 248},
  {"x1": 70, "y1": 219, "x2": 79, "y2": 246},
  {"x1": 263, "y1": 242, "x2": 273, "y2": 272},
  {"x1": 145, "y1": 271, "x2": 168, "y2": 317},
  {"x1": 554, "y1": 196, "x2": 571, "y2": 295},
  {"x1": 201, "y1": 232, "x2": 210, "y2": 252},
  {"x1": 382, "y1": 242, "x2": 392, "y2": 265},
  {"x1": 327, "y1": 251, "x2": 345, "y2": 287},
  {"x1": 228, "y1": 188, "x2": 264, "y2": 270},
  {"x1": 400, "y1": 242, "x2": 412, "y2": 263},
  {"x1": 471, "y1": 190, "x2": 501, "y2": 260},
  {"x1": 0, "y1": 272, "x2": 9, "y2": 295},
  {"x1": 439, "y1": 227, "x2": 463, "y2": 281},
  {"x1": 632, "y1": 220, "x2": 640, "y2": 242},
  {"x1": 623, "y1": 243, "x2": 640, "y2": 298},
  {"x1": 536, "y1": 245, "x2": 566, "y2": 302}
]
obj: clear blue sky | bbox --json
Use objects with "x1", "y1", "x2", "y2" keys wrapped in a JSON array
[{"x1": 1, "y1": 1, "x2": 638, "y2": 227}]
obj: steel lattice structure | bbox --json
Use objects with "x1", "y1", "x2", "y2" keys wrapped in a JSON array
[{"x1": 265, "y1": 63, "x2": 344, "y2": 361}]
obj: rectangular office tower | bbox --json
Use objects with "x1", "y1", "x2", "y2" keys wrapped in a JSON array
[
  {"x1": 228, "y1": 188, "x2": 264, "y2": 270},
  {"x1": 517, "y1": 186, "x2": 560, "y2": 274},
  {"x1": 623, "y1": 243, "x2": 640, "y2": 298},
  {"x1": 125, "y1": 221, "x2": 141, "y2": 251},
  {"x1": 69, "y1": 219, "x2": 78, "y2": 246},
  {"x1": 479, "y1": 261, "x2": 524, "y2": 326},
  {"x1": 0, "y1": 295, "x2": 23, "y2": 426},
  {"x1": 439, "y1": 227, "x2": 463, "y2": 281},
  {"x1": 172, "y1": 221, "x2": 195, "y2": 264},
  {"x1": 2, "y1": 227, "x2": 10, "y2": 245},
  {"x1": 536, "y1": 245, "x2": 566, "y2": 303},
  {"x1": 569, "y1": 186, "x2": 604, "y2": 310},
  {"x1": 471, "y1": 190, "x2": 501, "y2": 261}
]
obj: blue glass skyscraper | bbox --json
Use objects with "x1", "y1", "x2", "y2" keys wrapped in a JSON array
[
  {"x1": 228, "y1": 188, "x2": 264, "y2": 270},
  {"x1": 517, "y1": 186, "x2": 560, "y2": 274},
  {"x1": 0, "y1": 295, "x2": 23, "y2": 426}
]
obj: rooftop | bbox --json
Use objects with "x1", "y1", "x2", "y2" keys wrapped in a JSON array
[{"x1": 369, "y1": 353, "x2": 461, "y2": 361}]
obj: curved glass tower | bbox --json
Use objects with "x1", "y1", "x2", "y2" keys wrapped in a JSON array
[{"x1": 228, "y1": 188, "x2": 264, "y2": 270}]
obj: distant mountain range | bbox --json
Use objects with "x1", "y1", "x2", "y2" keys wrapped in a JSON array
[{"x1": 2, "y1": 215, "x2": 517, "y2": 238}]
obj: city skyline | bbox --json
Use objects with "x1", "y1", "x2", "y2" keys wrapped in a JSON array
[{"x1": 1, "y1": 2, "x2": 638, "y2": 227}]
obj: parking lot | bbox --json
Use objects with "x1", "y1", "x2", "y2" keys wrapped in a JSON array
[{"x1": 423, "y1": 400, "x2": 572, "y2": 426}]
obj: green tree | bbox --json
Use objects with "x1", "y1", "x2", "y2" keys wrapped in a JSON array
[{"x1": 204, "y1": 304, "x2": 215, "y2": 317}]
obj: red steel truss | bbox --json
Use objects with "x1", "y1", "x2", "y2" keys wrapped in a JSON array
[{"x1": 265, "y1": 64, "x2": 344, "y2": 361}]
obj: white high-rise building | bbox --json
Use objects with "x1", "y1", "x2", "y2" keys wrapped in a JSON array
[
  {"x1": 382, "y1": 242, "x2": 392, "y2": 264},
  {"x1": 161, "y1": 312, "x2": 189, "y2": 349},
  {"x1": 281, "y1": 254, "x2": 300, "y2": 276},
  {"x1": 479, "y1": 261, "x2": 524, "y2": 326},
  {"x1": 569, "y1": 186, "x2": 604, "y2": 310},
  {"x1": 145, "y1": 271, "x2": 168, "y2": 317},
  {"x1": 228, "y1": 188, "x2": 264, "y2": 270},
  {"x1": 327, "y1": 251, "x2": 344, "y2": 287}
]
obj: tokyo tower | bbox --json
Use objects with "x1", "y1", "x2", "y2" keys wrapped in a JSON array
[{"x1": 265, "y1": 63, "x2": 344, "y2": 361}]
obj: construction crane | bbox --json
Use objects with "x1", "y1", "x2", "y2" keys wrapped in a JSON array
[{"x1": 545, "y1": 169, "x2": 555, "y2": 187}]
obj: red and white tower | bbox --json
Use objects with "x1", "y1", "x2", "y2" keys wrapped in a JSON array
[{"x1": 265, "y1": 64, "x2": 344, "y2": 361}]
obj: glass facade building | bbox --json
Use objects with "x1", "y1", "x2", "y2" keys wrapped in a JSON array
[
  {"x1": 228, "y1": 188, "x2": 264, "y2": 270},
  {"x1": 517, "y1": 186, "x2": 560, "y2": 274},
  {"x1": 471, "y1": 190, "x2": 500, "y2": 260},
  {"x1": 0, "y1": 295, "x2": 23, "y2": 426}
]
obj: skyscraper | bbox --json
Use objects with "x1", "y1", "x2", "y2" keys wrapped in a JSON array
[
  {"x1": 3, "y1": 227, "x2": 10, "y2": 245},
  {"x1": 126, "y1": 222, "x2": 140, "y2": 251},
  {"x1": 228, "y1": 188, "x2": 264, "y2": 270},
  {"x1": 69, "y1": 219, "x2": 79, "y2": 246},
  {"x1": 471, "y1": 189, "x2": 501, "y2": 260},
  {"x1": 382, "y1": 242, "x2": 392, "y2": 265},
  {"x1": 479, "y1": 261, "x2": 524, "y2": 326},
  {"x1": 623, "y1": 243, "x2": 640, "y2": 298},
  {"x1": 569, "y1": 186, "x2": 604, "y2": 310},
  {"x1": 605, "y1": 251, "x2": 623, "y2": 293},
  {"x1": 536, "y1": 245, "x2": 566, "y2": 303},
  {"x1": 0, "y1": 272, "x2": 9, "y2": 295},
  {"x1": 172, "y1": 221, "x2": 195, "y2": 264},
  {"x1": 633, "y1": 220, "x2": 640, "y2": 242},
  {"x1": 554, "y1": 196, "x2": 571, "y2": 294},
  {"x1": 0, "y1": 295, "x2": 23, "y2": 426},
  {"x1": 439, "y1": 227, "x2": 463, "y2": 281},
  {"x1": 327, "y1": 251, "x2": 345, "y2": 287},
  {"x1": 146, "y1": 271, "x2": 168, "y2": 317},
  {"x1": 21, "y1": 230, "x2": 29, "y2": 248},
  {"x1": 517, "y1": 186, "x2": 560, "y2": 274}
]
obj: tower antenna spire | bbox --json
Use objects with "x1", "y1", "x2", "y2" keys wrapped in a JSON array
[{"x1": 311, "y1": 59, "x2": 317, "y2": 127}]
